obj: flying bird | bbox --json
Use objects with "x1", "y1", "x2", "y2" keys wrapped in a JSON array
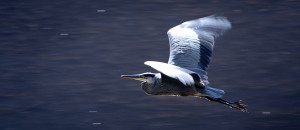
[{"x1": 121, "y1": 15, "x2": 247, "y2": 112}]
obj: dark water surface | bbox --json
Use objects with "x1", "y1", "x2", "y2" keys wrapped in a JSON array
[{"x1": 0, "y1": 0, "x2": 299, "y2": 130}]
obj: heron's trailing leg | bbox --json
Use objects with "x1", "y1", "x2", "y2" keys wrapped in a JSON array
[{"x1": 204, "y1": 96, "x2": 247, "y2": 112}]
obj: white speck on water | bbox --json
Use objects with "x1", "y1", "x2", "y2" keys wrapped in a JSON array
[
  {"x1": 97, "y1": 10, "x2": 106, "y2": 13},
  {"x1": 233, "y1": 9, "x2": 242, "y2": 12},
  {"x1": 60, "y1": 33, "x2": 69, "y2": 36},
  {"x1": 259, "y1": 8, "x2": 269, "y2": 12},
  {"x1": 42, "y1": 27, "x2": 52, "y2": 30},
  {"x1": 88, "y1": 110, "x2": 98, "y2": 113},
  {"x1": 92, "y1": 122, "x2": 102, "y2": 125},
  {"x1": 262, "y1": 111, "x2": 271, "y2": 115}
]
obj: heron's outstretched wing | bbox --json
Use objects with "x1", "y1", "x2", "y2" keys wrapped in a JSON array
[
  {"x1": 144, "y1": 61, "x2": 195, "y2": 86},
  {"x1": 167, "y1": 15, "x2": 231, "y2": 71}
]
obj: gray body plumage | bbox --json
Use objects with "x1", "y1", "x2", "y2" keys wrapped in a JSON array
[
  {"x1": 141, "y1": 73, "x2": 199, "y2": 96},
  {"x1": 141, "y1": 73, "x2": 224, "y2": 98}
]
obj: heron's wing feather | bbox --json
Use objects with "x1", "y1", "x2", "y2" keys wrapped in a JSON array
[
  {"x1": 188, "y1": 68, "x2": 209, "y2": 85},
  {"x1": 144, "y1": 61, "x2": 195, "y2": 86},
  {"x1": 167, "y1": 15, "x2": 231, "y2": 70}
]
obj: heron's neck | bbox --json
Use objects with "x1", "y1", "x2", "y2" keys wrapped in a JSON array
[
  {"x1": 141, "y1": 82, "x2": 154, "y2": 94},
  {"x1": 141, "y1": 74, "x2": 161, "y2": 94}
]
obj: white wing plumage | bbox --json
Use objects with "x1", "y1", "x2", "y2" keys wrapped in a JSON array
[
  {"x1": 144, "y1": 61, "x2": 194, "y2": 86},
  {"x1": 144, "y1": 16, "x2": 231, "y2": 86},
  {"x1": 167, "y1": 15, "x2": 231, "y2": 71}
]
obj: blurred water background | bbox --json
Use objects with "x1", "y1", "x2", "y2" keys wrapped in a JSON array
[{"x1": 0, "y1": 0, "x2": 299, "y2": 130}]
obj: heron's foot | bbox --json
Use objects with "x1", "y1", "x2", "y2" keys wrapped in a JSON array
[
  {"x1": 230, "y1": 100, "x2": 248, "y2": 112},
  {"x1": 204, "y1": 97, "x2": 248, "y2": 112}
]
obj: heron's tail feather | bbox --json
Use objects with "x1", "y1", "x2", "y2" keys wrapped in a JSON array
[{"x1": 202, "y1": 86, "x2": 225, "y2": 98}]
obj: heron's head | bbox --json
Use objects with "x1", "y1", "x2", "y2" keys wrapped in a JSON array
[{"x1": 121, "y1": 72, "x2": 156, "y2": 83}]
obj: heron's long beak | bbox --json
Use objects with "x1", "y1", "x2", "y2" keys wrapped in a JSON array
[{"x1": 121, "y1": 74, "x2": 143, "y2": 81}]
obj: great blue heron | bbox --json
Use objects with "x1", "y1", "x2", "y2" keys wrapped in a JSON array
[{"x1": 121, "y1": 15, "x2": 247, "y2": 112}]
